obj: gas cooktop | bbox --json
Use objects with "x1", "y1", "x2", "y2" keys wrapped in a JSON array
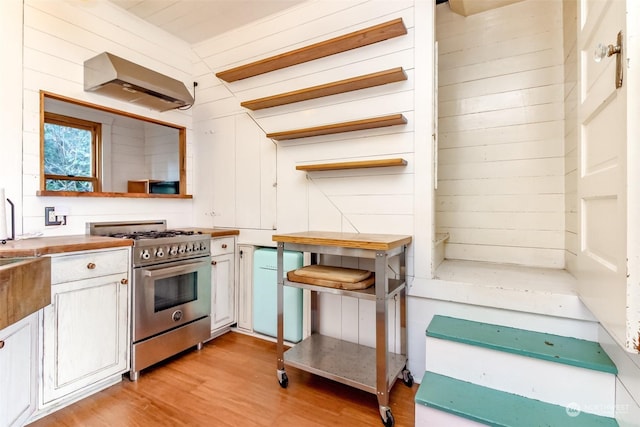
[
  {"x1": 107, "y1": 230, "x2": 201, "y2": 240},
  {"x1": 87, "y1": 220, "x2": 210, "y2": 267}
]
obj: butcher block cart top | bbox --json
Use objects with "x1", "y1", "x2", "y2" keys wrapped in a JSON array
[{"x1": 271, "y1": 231, "x2": 413, "y2": 427}]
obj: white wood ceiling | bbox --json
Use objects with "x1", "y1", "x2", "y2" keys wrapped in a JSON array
[
  {"x1": 447, "y1": 0, "x2": 524, "y2": 16},
  {"x1": 107, "y1": 0, "x2": 306, "y2": 44}
]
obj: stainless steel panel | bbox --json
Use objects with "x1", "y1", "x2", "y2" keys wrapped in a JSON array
[
  {"x1": 284, "y1": 334, "x2": 406, "y2": 394},
  {"x1": 132, "y1": 259, "x2": 211, "y2": 341},
  {"x1": 130, "y1": 316, "x2": 210, "y2": 378}
]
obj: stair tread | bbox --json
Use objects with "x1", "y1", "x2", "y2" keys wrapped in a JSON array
[
  {"x1": 416, "y1": 372, "x2": 619, "y2": 427},
  {"x1": 426, "y1": 315, "x2": 617, "y2": 374}
]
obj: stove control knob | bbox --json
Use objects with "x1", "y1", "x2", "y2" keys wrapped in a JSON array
[
  {"x1": 156, "y1": 248, "x2": 165, "y2": 258},
  {"x1": 178, "y1": 245, "x2": 186, "y2": 254},
  {"x1": 141, "y1": 249, "x2": 151, "y2": 260},
  {"x1": 169, "y1": 246, "x2": 178, "y2": 256},
  {"x1": 186, "y1": 243, "x2": 193, "y2": 253}
]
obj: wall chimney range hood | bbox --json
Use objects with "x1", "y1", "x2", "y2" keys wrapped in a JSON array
[{"x1": 84, "y1": 52, "x2": 194, "y2": 112}]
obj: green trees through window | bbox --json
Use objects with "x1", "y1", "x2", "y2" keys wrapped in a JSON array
[{"x1": 43, "y1": 113, "x2": 101, "y2": 192}]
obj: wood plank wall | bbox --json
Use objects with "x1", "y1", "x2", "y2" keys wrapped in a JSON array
[
  {"x1": 563, "y1": 0, "x2": 578, "y2": 273},
  {"x1": 435, "y1": 0, "x2": 565, "y2": 268},
  {"x1": 0, "y1": 0, "x2": 23, "y2": 227},
  {"x1": 20, "y1": 0, "x2": 195, "y2": 234},
  {"x1": 192, "y1": 0, "x2": 421, "y2": 350},
  {"x1": 144, "y1": 124, "x2": 180, "y2": 183},
  {"x1": 110, "y1": 119, "x2": 145, "y2": 192},
  {"x1": 192, "y1": 0, "x2": 417, "y2": 242}
]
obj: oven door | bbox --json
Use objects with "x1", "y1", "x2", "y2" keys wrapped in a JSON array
[{"x1": 133, "y1": 258, "x2": 211, "y2": 341}]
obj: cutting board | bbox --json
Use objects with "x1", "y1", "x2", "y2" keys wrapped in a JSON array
[{"x1": 287, "y1": 265, "x2": 374, "y2": 290}]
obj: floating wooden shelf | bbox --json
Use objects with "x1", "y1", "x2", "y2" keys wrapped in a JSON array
[
  {"x1": 216, "y1": 18, "x2": 407, "y2": 82},
  {"x1": 296, "y1": 158, "x2": 407, "y2": 172},
  {"x1": 266, "y1": 113, "x2": 407, "y2": 141},
  {"x1": 241, "y1": 67, "x2": 407, "y2": 110}
]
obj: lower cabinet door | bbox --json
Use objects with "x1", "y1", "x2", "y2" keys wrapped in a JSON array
[
  {"x1": 41, "y1": 273, "x2": 129, "y2": 404},
  {"x1": 0, "y1": 313, "x2": 38, "y2": 427},
  {"x1": 211, "y1": 252, "x2": 235, "y2": 334}
]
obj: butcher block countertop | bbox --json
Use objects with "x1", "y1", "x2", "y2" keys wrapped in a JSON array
[
  {"x1": 185, "y1": 228, "x2": 240, "y2": 238},
  {"x1": 272, "y1": 231, "x2": 412, "y2": 251},
  {"x1": 0, "y1": 228, "x2": 240, "y2": 258},
  {"x1": 0, "y1": 235, "x2": 133, "y2": 257}
]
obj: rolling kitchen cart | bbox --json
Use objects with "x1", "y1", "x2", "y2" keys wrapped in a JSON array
[{"x1": 272, "y1": 231, "x2": 413, "y2": 427}]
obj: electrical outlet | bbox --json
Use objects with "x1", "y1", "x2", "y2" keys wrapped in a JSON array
[{"x1": 45, "y1": 207, "x2": 63, "y2": 226}]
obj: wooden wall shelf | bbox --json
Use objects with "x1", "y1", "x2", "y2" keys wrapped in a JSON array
[
  {"x1": 296, "y1": 158, "x2": 407, "y2": 172},
  {"x1": 241, "y1": 68, "x2": 407, "y2": 111},
  {"x1": 216, "y1": 18, "x2": 407, "y2": 82},
  {"x1": 266, "y1": 113, "x2": 407, "y2": 141}
]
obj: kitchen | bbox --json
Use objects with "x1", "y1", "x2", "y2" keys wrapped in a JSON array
[{"x1": 1, "y1": 0, "x2": 639, "y2": 426}]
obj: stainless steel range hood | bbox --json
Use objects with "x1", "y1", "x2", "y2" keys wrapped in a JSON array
[{"x1": 84, "y1": 52, "x2": 194, "y2": 112}]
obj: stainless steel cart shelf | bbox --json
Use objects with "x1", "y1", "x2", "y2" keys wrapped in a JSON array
[
  {"x1": 272, "y1": 231, "x2": 413, "y2": 427},
  {"x1": 284, "y1": 333, "x2": 407, "y2": 393}
]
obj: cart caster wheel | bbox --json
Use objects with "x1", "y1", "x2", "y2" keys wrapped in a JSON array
[
  {"x1": 402, "y1": 369, "x2": 414, "y2": 387},
  {"x1": 380, "y1": 409, "x2": 394, "y2": 427},
  {"x1": 278, "y1": 372, "x2": 288, "y2": 388}
]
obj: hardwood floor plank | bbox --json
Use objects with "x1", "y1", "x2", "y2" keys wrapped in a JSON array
[{"x1": 30, "y1": 332, "x2": 416, "y2": 426}]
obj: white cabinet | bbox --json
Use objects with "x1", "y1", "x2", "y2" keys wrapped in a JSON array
[
  {"x1": 0, "y1": 313, "x2": 38, "y2": 427},
  {"x1": 40, "y1": 248, "x2": 130, "y2": 410},
  {"x1": 236, "y1": 244, "x2": 256, "y2": 331},
  {"x1": 210, "y1": 237, "x2": 236, "y2": 336},
  {"x1": 194, "y1": 114, "x2": 276, "y2": 230}
]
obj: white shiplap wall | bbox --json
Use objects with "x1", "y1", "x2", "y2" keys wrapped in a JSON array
[
  {"x1": 110, "y1": 118, "x2": 146, "y2": 192},
  {"x1": 191, "y1": 0, "x2": 433, "y2": 347},
  {"x1": 0, "y1": 0, "x2": 24, "y2": 231},
  {"x1": 19, "y1": 0, "x2": 195, "y2": 235},
  {"x1": 192, "y1": 0, "x2": 421, "y2": 246},
  {"x1": 563, "y1": 0, "x2": 578, "y2": 274},
  {"x1": 435, "y1": 0, "x2": 565, "y2": 268},
  {"x1": 144, "y1": 124, "x2": 180, "y2": 182}
]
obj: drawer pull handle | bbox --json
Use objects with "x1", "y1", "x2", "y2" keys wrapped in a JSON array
[
  {"x1": 87, "y1": 262, "x2": 96, "y2": 270},
  {"x1": 0, "y1": 340, "x2": 4, "y2": 349},
  {"x1": 221, "y1": 244, "x2": 228, "y2": 249},
  {"x1": 120, "y1": 278, "x2": 128, "y2": 285},
  {"x1": 211, "y1": 260, "x2": 217, "y2": 266}
]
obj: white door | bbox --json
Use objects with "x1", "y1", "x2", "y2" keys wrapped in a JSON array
[
  {"x1": 42, "y1": 273, "x2": 129, "y2": 403},
  {"x1": 577, "y1": 0, "x2": 640, "y2": 352},
  {"x1": 0, "y1": 314, "x2": 37, "y2": 427},
  {"x1": 211, "y1": 252, "x2": 235, "y2": 333}
]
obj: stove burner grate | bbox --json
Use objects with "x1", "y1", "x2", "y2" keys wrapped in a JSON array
[{"x1": 108, "y1": 230, "x2": 201, "y2": 240}]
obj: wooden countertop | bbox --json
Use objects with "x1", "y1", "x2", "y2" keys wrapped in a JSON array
[
  {"x1": 184, "y1": 228, "x2": 240, "y2": 238},
  {"x1": 0, "y1": 228, "x2": 240, "y2": 257},
  {"x1": 0, "y1": 236, "x2": 133, "y2": 257},
  {"x1": 272, "y1": 231, "x2": 412, "y2": 251}
]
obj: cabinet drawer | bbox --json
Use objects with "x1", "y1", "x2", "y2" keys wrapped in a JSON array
[
  {"x1": 51, "y1": 248, "x2": 129, "y2": 285},
  {"x1": 211, "y1": 237, "x2": 235, "y2": 256}
]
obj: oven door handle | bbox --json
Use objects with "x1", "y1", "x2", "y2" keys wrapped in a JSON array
[{"x1": 143, "y1": 260, "x2": 209, "y2": 279}]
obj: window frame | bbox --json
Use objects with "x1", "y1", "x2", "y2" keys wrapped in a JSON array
[
  {"x1": 38, "y1": 91, "x2": 191, "y2": 199},
  {"x1": 42, "y1": 112, "x2": 102, "y2": 193}
]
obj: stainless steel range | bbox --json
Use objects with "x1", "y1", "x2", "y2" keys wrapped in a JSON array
[{"x1": 87, "y1": 220, "x2": 211, "y2": 381}]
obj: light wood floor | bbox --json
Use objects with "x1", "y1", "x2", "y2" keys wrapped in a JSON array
[{"x1": 29, "y1": 332, "x2": 417, "y2": 427}]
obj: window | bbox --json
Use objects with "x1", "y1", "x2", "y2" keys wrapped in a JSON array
[
  {"x1": 43, "y1": 112, "x2": 101, "y2": 192},
  {"x1": 39, "y1": 91, "x2": 190, "y2": 198}
]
